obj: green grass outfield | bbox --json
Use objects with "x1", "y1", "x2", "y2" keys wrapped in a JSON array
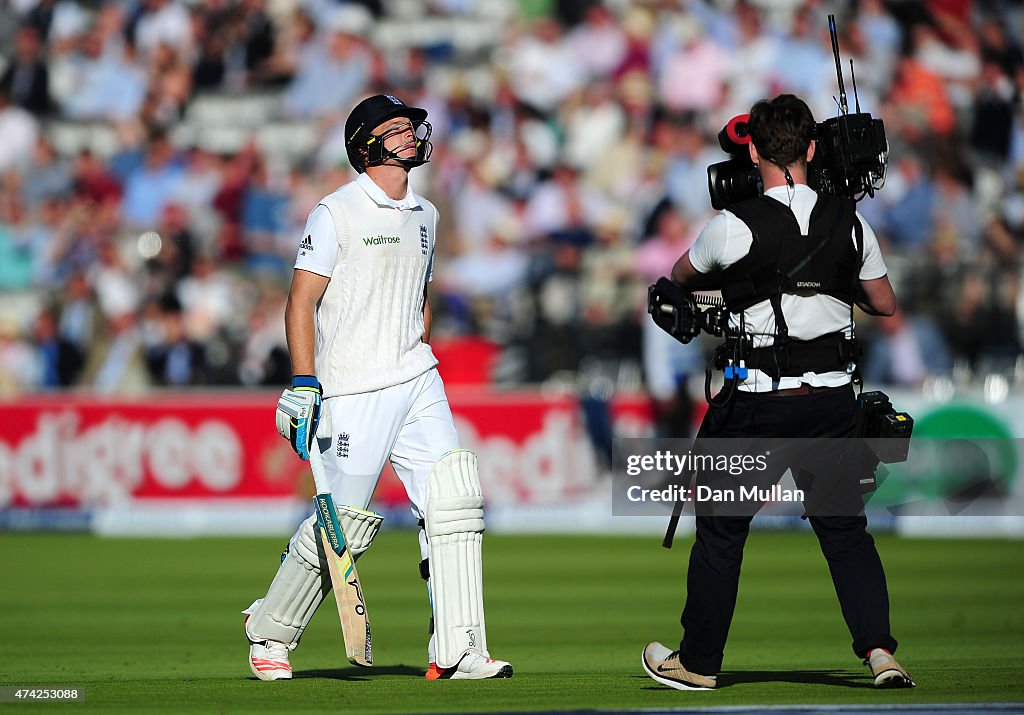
[{"x1": 2, "y1": 531, "x2": 1022, "y2": 713}]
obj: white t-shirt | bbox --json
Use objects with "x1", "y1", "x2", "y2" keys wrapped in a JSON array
[
  {"x1": 688, "y1": 184, "x2": 888, "y2": 392},
  {"x1": 294, "y1": 173, "x2": 439, "y2": 397}
]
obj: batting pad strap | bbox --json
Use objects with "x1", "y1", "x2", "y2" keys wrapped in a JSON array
[
  {"x1": 425, "y1": 496, "x2": 484, "y2": 537},
  {"x1": 244, "y1": 517, "x2": 329, "y2": 647},
  {"x1": 335, "y1": 505, "x2": 383, "y2": 557},
  {"x1": 425, "y1": 449, "x2": 489, "y2": 668}
]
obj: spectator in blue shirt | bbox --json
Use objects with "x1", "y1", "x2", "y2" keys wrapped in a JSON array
[{"x1": 121, "y1": 134, "x2": 185, "y2": 227}]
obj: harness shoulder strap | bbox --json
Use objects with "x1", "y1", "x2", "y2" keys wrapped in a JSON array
[
  {"x1": 721, "y1": 196, "x2": 800, "y2": 315},
  {"x1": 726, "y1": 196, "x2": 800, "y2": 259}
]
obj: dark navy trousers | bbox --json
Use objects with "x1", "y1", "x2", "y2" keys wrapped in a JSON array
[{"x1": 678, "y1": 386, "x2": 900, "y2": 676}]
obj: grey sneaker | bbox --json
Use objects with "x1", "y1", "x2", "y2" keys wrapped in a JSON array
[
  {"x1": 642, "y1": 642, "x2": 717, "y2": 690},
  {"x1": 866, "y1": 648, "x2": 916, "y2": 688}
]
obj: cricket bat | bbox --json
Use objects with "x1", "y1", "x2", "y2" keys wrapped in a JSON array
[{"x1": 309, "y1": 436, "x2": 373, "y2": 667}]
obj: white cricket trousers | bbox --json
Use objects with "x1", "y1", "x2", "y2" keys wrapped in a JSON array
[
  {"x1": 321, "y1": 367, "x2": 459, "y2": 538},
  {"x1": 320, "y1": 368, "x2": 460, "y2": 664}
]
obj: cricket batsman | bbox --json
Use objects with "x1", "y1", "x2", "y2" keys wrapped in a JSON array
[{"x1": 242, "y1": 94, "x2": 513, "y2": 681}]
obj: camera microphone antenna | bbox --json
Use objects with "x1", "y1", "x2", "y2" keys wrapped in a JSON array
[
  {"x1": 827, "y1": 13, "x2": 843, "y2": 114},
  {"x1": 829, "y1": 14, "x2": 848, "y2": 115},
  {"x1": 851, "y1": 60, "x2": 861, "y2": 114}
]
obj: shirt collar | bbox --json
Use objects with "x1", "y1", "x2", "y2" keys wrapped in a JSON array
[
  {"x1": 764, "y1": 183, "x2": 813, "y2": 199},
  {"x1": 356, "y1": 172, "x2": 421, "y2": 210}
]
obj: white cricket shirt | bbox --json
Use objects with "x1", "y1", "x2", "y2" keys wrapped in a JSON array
[{"x1": 294, "y1": 173, "x2": 439, "y2": 397}]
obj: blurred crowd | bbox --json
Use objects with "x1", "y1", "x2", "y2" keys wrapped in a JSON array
[{"x1": 0, "y1": 0, "x2": 1022, "y2": 399}]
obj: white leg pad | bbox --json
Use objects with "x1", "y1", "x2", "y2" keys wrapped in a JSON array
[
  {"x1": 336, "y1": 505, "x2": 383, "y2": 558},
  {"x1": 243, "y1": 515, "x2": 329, "y2": 648},
  {"x1": 425, "y1": 449, "x2": 488, "y2": 668}
]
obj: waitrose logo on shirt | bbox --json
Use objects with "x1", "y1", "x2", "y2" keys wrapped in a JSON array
[{"x1": 363, "y1": 235, "x2": 402, "y2": 246}]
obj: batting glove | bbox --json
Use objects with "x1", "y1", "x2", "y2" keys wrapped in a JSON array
[{"x1": 275, "y1": 375, "x2": 323, "y2": 461}]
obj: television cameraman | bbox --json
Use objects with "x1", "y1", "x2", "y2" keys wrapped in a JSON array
[{"x1": 641, "y1": 94, "x2": 915, "y2": 691}]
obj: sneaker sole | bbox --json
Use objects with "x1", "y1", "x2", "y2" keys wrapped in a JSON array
[
  {"x1": 250, "y1": 662, "x2": 292, "y2": 681},
  {"x1": 448, "y1": 664, "x2": 514, "y2": 680},
  {"x1": 641, "y1": 655, "x2": 714, "y2": 691},
  {"x1": 874, "y1": 669, "x2": 915, "y2": 688}
]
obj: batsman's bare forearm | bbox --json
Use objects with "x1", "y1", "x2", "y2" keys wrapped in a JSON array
[
  {"x1": 285, "y1": 299, "x2": 316, "y2": 376},
  {"x1": 286, "y1": 269, "x2": 331, "y2": 376}
]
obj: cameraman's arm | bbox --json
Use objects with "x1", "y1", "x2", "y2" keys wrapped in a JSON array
[
  {"x1": 670, "y1": 212, "x2": 733, "y2": 291},
  {"x1": 671, "y1": 252, "x2": 723, "y2": 291},
  {"x1": 855, "y1": 214, "x2": 896, "y2": 316},
  {"x1": 856, "y1": 276, "x2": 896, "y2": 317}
]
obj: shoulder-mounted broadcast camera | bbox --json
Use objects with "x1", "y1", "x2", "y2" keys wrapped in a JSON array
[{"x1": 707, "y1": 15, "x2": 888, "y2": 210}]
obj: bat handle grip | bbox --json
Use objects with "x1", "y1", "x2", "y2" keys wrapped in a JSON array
[
  {"x1": 309, "y1": 434, "x2": 331, "y2": 495},
  {"x1": 309, "y1": 437, "x2": 350, "y2": 557}
]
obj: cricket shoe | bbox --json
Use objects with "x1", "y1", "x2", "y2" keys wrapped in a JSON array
[
  {"x1": 244, "y1": 612, "x2": 292, "y2": 681},
  {"x1": 642, "y1": 642, "x2": 717, "y2": 691},
  {"x1": 249, "y1": 639, "x2": 292, "y2": 681},
  {"x1": 866, "y1": 648, "x2": 915, "y2": 688},
  {"x1": 425, "y1": 651, "x2": 513, "y2": 680}
]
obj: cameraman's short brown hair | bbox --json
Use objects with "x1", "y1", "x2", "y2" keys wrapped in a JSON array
[{"x1": 748, "y1": 94, "x2": 815, "y2": 168}]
